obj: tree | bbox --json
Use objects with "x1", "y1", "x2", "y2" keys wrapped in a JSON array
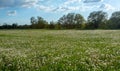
[
  {"x1": 2, "y1": 23, "x2": 12, "y2": 29},
  {"x1": 58, "y1": 15, "x2": 67, "y2": 29},
  {"x1": 37, "y1": 16, "x2": 48, "y2": 29},
  {"x1": 55, "y1": 23, "x2": 61, "y2": 29},
  {"x1": 58, "y1": 13, "x2": 85, "y2": 29},
  {"x1": 30, "y1": 17, "x2": 37, "y2": 28},
  {"x1": 49, "y1": 21, "x2": 55, "y2": 29},
  {"x1": 74, "y1": 14, "x2": 86, "y2": 29},
  {"x1": 12, "y1": 23, "x2": 18, "y2": 29},
  {"x1": 108, "y1": 11, "x2": 120, "y2": 29},
  {"x1": 30, "y1": 17, "x2": 36, "y2": 25},
  {"x1": 30, "y1": 16, "x2": 48, "y2": 29},
  {"x1": 87, "y1": 11, "x2": 108, "y2": 29}
]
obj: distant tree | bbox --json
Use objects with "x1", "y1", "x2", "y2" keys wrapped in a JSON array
[
  {"x1": 55, "y1": 23, "x2": 61, "y2": 29},
  {"x1": 12, "y1": 23, "x2": 18, "y2": 29},
  {"x1": 44, "y1": 23, "x2": 49, "y2": 29},
  {"x1": 37, "y1": 16, "x2": 48, "y2": 29},
  {"x1": 74, "y1": 14, "x2": 86, "y2": 29},
  {"x1": 58, "y1": 13, "x2": 86, "y2": 29},
  {"x1": 49, "y1": 21, "x2": 55, "y2": 29},
  {"x1": 58, "y1": 15, "x2": 67, "y2": 29},
  {"x1": 22, "y1": 24, "x2": 30, "y2": 29},
  {"x1": 30, "y1": 17, "x2": 36, "y2": 25},
  {"x1": 87, "y1": 11, "x2": 108, "y2": 29},
  {"x1": 30, "y1": 17, "x2": 37, "y2": 28},
  {"x1": 2, "y1": 23, "x2": 12, "y2": 29},
  {"x1": 108, "y1": 11, "x2": 120, "y2": 29},
  {"x1": 30, "y1": 16, "x2": 48, "y2": 29}
]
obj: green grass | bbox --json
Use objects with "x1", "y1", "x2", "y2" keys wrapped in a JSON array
[{"x1": 0, "y1": 30, "x2": 120, "y2": 71}]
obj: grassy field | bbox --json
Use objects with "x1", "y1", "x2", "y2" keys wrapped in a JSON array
[{"x1": 0, "y1": 30, "x2": 120, "y2": 71}]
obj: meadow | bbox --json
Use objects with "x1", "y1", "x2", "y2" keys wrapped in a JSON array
[{"x1": 0, "y1": 30, "x2": 120, "y2": 71}]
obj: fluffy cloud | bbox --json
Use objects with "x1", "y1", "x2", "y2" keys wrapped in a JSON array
[
  {"x1": 37, "y1": 5, "x2": 56, "y2": 12},
  {"x1": 36, "y1": 0, "x2": 81, "y2": 12},
  {"x1": 51, "y1": 0, "x2": 81, "y2": 12},
  {"x1": 7, "y1": 10, "x2": 17, "y2": 16},
  {"x1": 36, "y1": 0, "x2": 117, "y2": 12},
  {"x1": 100, "y1": 4, "x2": 115, "y2": 11},
  {"x1": 20, "y1": 0, "x2": 39, "y2": 8},
  {"x1": 0, "y1": 0, "x2": 39, "y2": 8},
  {"x1": 64, "y1": 0, "x2": 81, "y2": 6},
  {"x1": 0, "y1": 0, "x2": 117, "y2": 13},
  {"x1": 58, "y1": 0, "x2": 103, "y2": 12},
  {"x1": 83, "y1": 0, "x2": 103, "y2": 3},
  {"x1": 53, "y1": 6, "x2": 80, "y2": 12}
]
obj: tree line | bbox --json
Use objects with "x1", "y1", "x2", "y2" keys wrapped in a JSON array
[{"x1": 0, "y1": 11, "x2": 120, "y2": 29}]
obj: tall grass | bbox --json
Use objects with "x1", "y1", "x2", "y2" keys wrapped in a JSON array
[{"x1": 0, "y1": 30, "x2": 120, "y2": 71}]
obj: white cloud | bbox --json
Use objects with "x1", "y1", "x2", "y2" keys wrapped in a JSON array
[
  {"x1": 0, "y1": 0, "x2": 39, "y2": 8},
  {"x1": 80, "y1": 5, "x2": 100, "y2": 12},
  {"x1": 54, "y1": 6, "x2": 80, "y2": 12},
  {"x1": 37, "y1": 5, "x2": 55, "y2": 12},
  {"x1": 51, "y1": 0, "x2": 81, "y2": 12},
  {"x1": 7, "y1": 10, "x2": 17, "y2": 16},
  {"x1": 0, "y1": 0, "x2": 117, "y2": 13},
  {"x1": 20, "y1": 0, "x2": 39, "y2": 8},
  {"x1": 36, "y1": 0, "x2": 81, "y2": 12},
  {"x1": 83, "y1": 0, "x2": 103, "y2": 3},
  {"x1": 100, "y1": 4, "x2": 115, "y2": 11},
  {"x1": 64, "y1": 0, "x2": 81, "y2": 6}
]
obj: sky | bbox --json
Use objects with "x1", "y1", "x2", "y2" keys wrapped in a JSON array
[{"x1": 0, "y1": 0, "x2": 120, "y2": 25}]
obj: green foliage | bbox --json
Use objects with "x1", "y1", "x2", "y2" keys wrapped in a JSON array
[
  {"x1": 49, "y1": 21, "x2": 55, "y2": 29},
  {"x1": 0, "y1": 30, "x2": 120, "y2": 71},
  {"x1": 55, "y1": 23, "x2": 61, "y2": 30},
  {"x1": 58, "y1": 13, "x2": 86, "y2": 29},
  {"x1": 1, "y1": 11, "x2": 120, "y2": 29},
  {"x1": 30, "y1": 16, "x2": 48, "y2": 29},
  {"x1": 87, "y1": 11, "x2": 108, "y2": 29},
  {"x1": 108, "y1": 11, "x2": 120, "y2": 29}
]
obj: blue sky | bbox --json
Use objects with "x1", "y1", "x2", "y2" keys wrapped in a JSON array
[{"x1": 0, "y1": 0, "x2": 120, "y2": 25}]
